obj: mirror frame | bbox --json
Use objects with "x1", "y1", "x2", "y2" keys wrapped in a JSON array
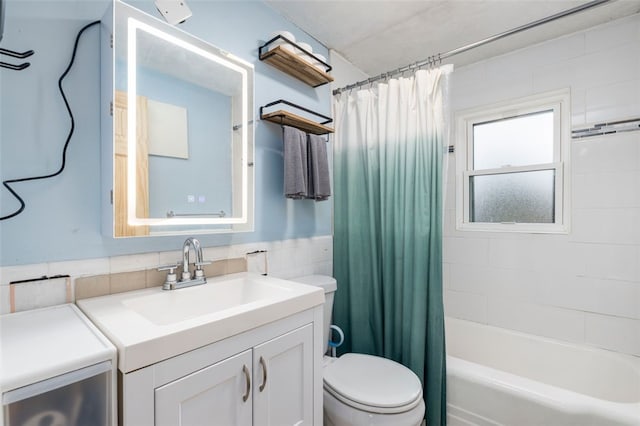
[{"x1": 109, "y1": 1, "x2": 255, "y2": 236}]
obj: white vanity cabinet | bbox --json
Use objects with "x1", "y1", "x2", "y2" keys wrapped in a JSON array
[
  {"x1": 118, "y1": 309, "x2": 322, "y2": 426},
  {"x1": 76, "y1": 272, "x2": 325, "y2": 425},
  {"x1": 154, "y1": 324, "x2": 313, "y2": 426}
]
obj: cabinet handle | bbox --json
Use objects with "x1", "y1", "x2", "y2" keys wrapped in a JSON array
[
  {"x1": 242, "y1": 365, "x2": 251, "y2": 402},
  {"x1": 259, "y1": 356, "x2": 267, "y2": 392}
]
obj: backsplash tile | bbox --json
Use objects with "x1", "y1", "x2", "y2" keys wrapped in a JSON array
[
  {"x1": 9, "y1": 277, "x2": 71, "y2": 313},
  {"x1": 110, "y1": 270, "x2": 146, "y2": 294},
  {"x1": 48, "y1": 258, "x2": 110, "y2": 278},
  {"x1": 110, "y1": 253, "x2": 161, "y2": 274},
  {"x1": 158, "y1": 250, "x2": 182, "y2": 266},
  {"x1": 246, "y1": 251, "x2": 268, "y2": 275},
  {"x1": 1, "y1": 263, "x2": 49, "y2": 286},
  {"x1": 75, "y1": 275, "x2": 110, "y2": 300},
  {"x1": 6, "y1": 236, "x2": 333, "y2": 307},
  {"x1": 202, "y1": 258, "x2": 247, "y2": 277},
  {"x1": 145, "y1": 268, "x2": 168, "y2": 288},
  {"x1": 0, "y1": 286, "x2": 10, "y2": 315}
]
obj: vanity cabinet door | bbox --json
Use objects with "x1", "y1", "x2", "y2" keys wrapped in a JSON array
[
  {"x1": 154, "y1": 349, "x2": 252, "y2": 426},
  {"x1": 253, "y1": 324, "x2": 314, "y2": 426}
]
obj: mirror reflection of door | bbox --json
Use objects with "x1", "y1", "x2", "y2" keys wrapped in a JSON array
[{"x1": 115, "y1": 90, "x2": 149, "y2": 237}]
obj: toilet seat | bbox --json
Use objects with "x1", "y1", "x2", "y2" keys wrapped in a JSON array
[{"x1": 323, "y1": 353, "x2": 423, "y2": 414}]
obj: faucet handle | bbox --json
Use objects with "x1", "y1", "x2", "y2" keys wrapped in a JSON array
[
  {"x1": 194, "y1": 261, "x2": 211, "y2": 278},
  {"x1": 157, "y1": 262, "x2": 181, "y2": 273},
  {"x1": 158, "y1": 263, "x2": 180, "y2": 290}
]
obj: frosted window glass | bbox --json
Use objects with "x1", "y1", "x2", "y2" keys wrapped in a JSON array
[
  {"x1": 473, "y1": 111, "x2": 554, "y2": 170},
  {"x1": 470, "y1": 170, "x2": 555, "y2": 223}
]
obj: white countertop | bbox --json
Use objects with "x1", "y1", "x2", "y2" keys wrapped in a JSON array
[
  {"x1": 77, "y1": 272, "x2": 324, "y2": 373},
  {"x1": 0, "y1": 304, "x2": 116, "y2": 393}
]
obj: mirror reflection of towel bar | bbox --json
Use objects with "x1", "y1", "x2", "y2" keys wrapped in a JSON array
[
  {"x1": 167, "y1": 210, "x2": 226, "y2": 218},
  {"x1": 233, "y1": 120, "x2": 254, "y2": 131}
]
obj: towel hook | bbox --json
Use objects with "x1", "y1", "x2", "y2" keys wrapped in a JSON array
[
  {"x1": 0, "y1": 47, "x2": 35, "y2": 59},
  {"x1": 0, "y1": 47, "x2": 35, "y2": 71},
  {"x1": 0, "y1": 61, "x2": 29, "y2": 70}
]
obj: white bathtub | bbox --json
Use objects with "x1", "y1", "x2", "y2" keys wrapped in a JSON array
[{"x1": 445, "y1": 318, "x2": 640, "y2": 426}]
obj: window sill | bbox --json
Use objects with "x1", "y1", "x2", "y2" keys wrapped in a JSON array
[{"x1": 456, "y1": 222, "x2": 569, "y2": 234}]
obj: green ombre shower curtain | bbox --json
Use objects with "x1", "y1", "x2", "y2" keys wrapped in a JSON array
[{"x1": 333, "y1": 66, "x2": 452, "y2": 425}]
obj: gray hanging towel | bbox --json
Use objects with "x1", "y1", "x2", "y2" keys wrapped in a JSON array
[
  {"x1": 283, "y1": 125, "x2": 308, "y2": 199},
  {"x1": 307, "y1": 134, "x2": 331, "y2": 201}
]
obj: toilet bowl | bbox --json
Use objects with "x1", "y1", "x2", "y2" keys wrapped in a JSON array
[{"x1": 292, "y1": 275, "x2": 425, "y2": 426}]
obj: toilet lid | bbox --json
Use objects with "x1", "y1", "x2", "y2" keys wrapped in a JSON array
[{"x1": 323, "y1": 353, "x2": 423, "y2": 413}]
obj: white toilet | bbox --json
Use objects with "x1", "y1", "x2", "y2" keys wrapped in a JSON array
[{"x1": 292, "y1": 275, "x2": 425, "y2": 426}]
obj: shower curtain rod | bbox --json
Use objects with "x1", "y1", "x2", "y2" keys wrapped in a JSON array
[{"x1": 333, "y1": 0, "x2": 610, "y2": 95}]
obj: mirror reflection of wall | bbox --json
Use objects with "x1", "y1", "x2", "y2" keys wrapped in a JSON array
[{"x1": 115, "y1": 60, "x2": 233, "y2": 220}]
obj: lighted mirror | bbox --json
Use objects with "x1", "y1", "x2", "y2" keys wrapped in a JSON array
[{"x1": 110, "y1": 1, "x2": 254, "y2": 237}]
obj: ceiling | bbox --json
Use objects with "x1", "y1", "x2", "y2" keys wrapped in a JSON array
[{"x1": 265, "y1": 0, "x2": 640, "y2": 77}]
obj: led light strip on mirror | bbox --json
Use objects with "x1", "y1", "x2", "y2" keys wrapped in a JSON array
[{"x1": 126, "y1": 16, "x2": 249, "y2": 226}]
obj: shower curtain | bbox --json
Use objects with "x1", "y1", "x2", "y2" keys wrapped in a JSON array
[{"x1": 332, "y1": 65, "x2": 452, "y2": 425}]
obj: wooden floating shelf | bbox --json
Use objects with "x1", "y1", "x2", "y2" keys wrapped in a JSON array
[
  {"x1": 260, "y1": 46, "x2": 334, "y2": 88},
  {"x1": 261, "y1": 110, "x2": 334, "y2": 135}
]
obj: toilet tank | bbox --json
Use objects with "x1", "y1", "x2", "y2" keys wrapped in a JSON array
[{"x1": 291, "y1": 275, "x2": 337, "y2": 355}]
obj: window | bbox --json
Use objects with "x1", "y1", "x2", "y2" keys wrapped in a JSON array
[{"x1": 455, "y1": 90, "x2": 570, "y2": 233}]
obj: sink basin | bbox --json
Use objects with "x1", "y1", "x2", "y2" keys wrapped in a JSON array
[
  {"x1": 77, "y1": 272, "x2": 324, "y2": 372},
  {"x1": 122, "y1": 276, "x2": 290, "y2": 326}
]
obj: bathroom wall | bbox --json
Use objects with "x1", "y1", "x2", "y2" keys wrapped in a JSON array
[
  {"x1": 329, "y1": 49, "x2": 369, "y2": 92},
  {"x1": 444, "y1": 14, "x2": 640, "y2": 356},
  {"x1": 0, "y1": 0, "x2": 332, "y2": 266}
]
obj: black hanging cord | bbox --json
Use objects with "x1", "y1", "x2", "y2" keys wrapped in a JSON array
[{"x1": 1, "y1": 20, "x2": 100, "y2": 221}]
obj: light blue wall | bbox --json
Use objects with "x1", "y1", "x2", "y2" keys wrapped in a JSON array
[{"x1": 0, "y1": 0, "x2": 332, "y2": 266}]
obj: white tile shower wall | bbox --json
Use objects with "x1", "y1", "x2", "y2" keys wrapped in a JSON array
[
  {"x1": 445, "y1": 14, "x2": 640, "y2": 356},
  {"x1": 0, "y1": 236, "x2": 333, "y2": 315}
]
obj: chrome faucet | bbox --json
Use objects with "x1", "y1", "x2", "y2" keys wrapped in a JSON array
[
  {"x1": 182, "y1": 237, "x2": 203, "y2": 280},
  {"x1": 158, "y1": 237, "x2": 210, "y2": 290}
]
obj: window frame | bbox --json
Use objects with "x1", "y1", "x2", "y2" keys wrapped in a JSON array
[{"x1": 455, "y1": 89, "x2": 571, "y2": 234}]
